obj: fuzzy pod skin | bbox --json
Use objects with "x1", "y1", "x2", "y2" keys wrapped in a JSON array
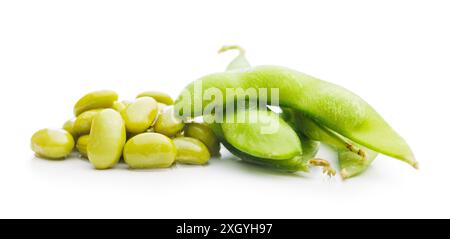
[
  {"x1": 175, "y1": 65, "x2": 416, "y2": 168},
  {"x1": 87, "y1": 109, "x2": 126, "y2": 169}
]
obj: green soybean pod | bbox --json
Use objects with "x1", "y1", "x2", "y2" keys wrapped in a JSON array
[
  {"x1": 87, "y1": 109, "x2": 126, "y2": 169},
  {"x1": 74, "y1": 90, "x2": 118, "y2": 116},
  {"x1": 31, "y1": 128, "x2": 75, "y2": 159},
  {"x1": 154, "y1": 106, "x2": 184, "y2": 137},
  {"x1": 136, "y1": 91, "x2": 174, "y2": 105},
  {"x1": 184, "y1": 123, "x2": 220, "y2": 156},
  {"x1": 175, "y1": 63, "x2": 417, "y2": 168},
  {"x1": 76, "y1": 135, "x2": 89, "y2": 157},
  {"x1": 73, "y1": 109, "x2": 101, "y2": 135},
  {"x1": 123, "y1": 133, "x2": 176, "y2": 169},
  {"x1": 289, "y1": 109, "x2": 377, "y2": 179},
  {"x1": 63, "y1": 118, "x2": 77, "y2": 138},
  {"x1": 121, "y1": 97, "x2": 158, "y2": 134},
  {"x1": 173, "y1": 137, "x2": 210, "y2": 165}
]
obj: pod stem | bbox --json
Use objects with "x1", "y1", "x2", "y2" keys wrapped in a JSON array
[
  {"x1": 309, "y1": 159, "x2": 336, "y2": 177},
  {"x1": 218, "y1": 45, "x2": 246, "y2": 55}
]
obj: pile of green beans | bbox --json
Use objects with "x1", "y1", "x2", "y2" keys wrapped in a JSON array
[{"x1": 31, "y1": 90, "x2": 219, "y2": 169}]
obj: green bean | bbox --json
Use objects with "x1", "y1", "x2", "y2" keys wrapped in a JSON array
[
  {"x1": 175, "y1": 47, "x2": 417, "y2": 168},
  {"x1": 184, "y1": 123, "x2": 220, "y2": 156},
  {"x1": 76, "y1": 134, "x2": 89, "y2": 158},
  {"x1": 121, "y1": 97, "x2": 158, "y2": 134},
  {"x1": 137, "y1": 91, "x2": 174, "y2": 105},
  {"x1": 173, "y1": 137, "x2": 210, "y2": 165},
  {"x1": 73, "y1": 109, "x2": 101, "y2": 135},
  {"x1": 154, "y1": 106, "x2": 184, "y2": 137},
  {"x1": 123, "y1": 133, "x2": 176, "y2": 169},
  {"x1": 87, "y1": 109, "x2": 126, "y2": 169},
  {"x1": 74, "y1": 90, "x2": 118, "y2": 116},
  {"x1": 31, "y1": 128, "x2": 74, "y2": 159},
  {"x1": 63, "y1": 118, "x2": 77, "y2": 138},
  {"x1": 112, "y1": 100, "x2": 131, "y2": 113}
]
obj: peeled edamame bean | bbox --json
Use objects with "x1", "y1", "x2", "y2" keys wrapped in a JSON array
[
  {"x1": 184, "y1": 123, "x2": 220, "y2": 156},
  {"x1": 121, "y1": 97, "x2": 158, "y2": 134},
  {"x1": 74, "y1": 90, "x2": 118, "y2": 116},
  {"x1": 123, "y1": 133, "x2": 176, "y2": 169},
  {"x1": 76, "y1": 135, "x2": 89, "y2": 157},
  {"x1": 87, "y1": 109, "x2": 126, "y2": 169},
  {"x1": 173, "y1": 137, "x2": 210, "y2": 165},
  {"x1": 31, "y1": 128, "x2": 74, "y2": 159},
  {"x1": 112, "y1": 101, "x2": 130, "y2": 113},
  {"x1": 136, "y1": 91, "x2": 174, "y2": 105},
  {"x1": 157, "y1": 102, "x2": 167, "y2": 114},
  {"x1": 63, "y1": 118, "x2": 77, "y2": 138},
  {"x1": 154, "y1": 106, "x2": 184, "y2": 137},
  {"x1": 73, "y1": 109, "x2": 101, "y2": 135}
]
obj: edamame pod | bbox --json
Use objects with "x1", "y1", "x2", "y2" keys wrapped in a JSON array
[
  {"x1": 74, "y1": 90, "x2": 118, "y2": 116},
  {"x1": 76, "y1": 134, "x2": 89, "y2": 157},
  {"x1": 175, "y1": 55, "x2": 417, "y2": 168},
  {"x1": 123, "y1": 133, "x2": 176, "y2": 169},
  {"x1": 31, "y1": 128, "x2": 74, "y2": 159},
  {"x1": 286, "y1": 109, "x2": 376, "y2": 178},
  {"x1": 121, "y1": 97, "x2": 158, "y2": 134},
  {"x1": 221, "y1": 108, "x2": 302, "y2": 160},
  {"x1": 173, "y1": 137, "x2": 210, "y2": 165},
  {"x1": 137, "y1": 91, "x2": 174, "y2": 105},
  {"x1": 87, "y1": 109, "x2": 126, "y2": 169}
]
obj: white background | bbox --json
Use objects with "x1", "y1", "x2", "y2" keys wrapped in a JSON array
[{"x1": 0, "y1": 0, "x2": 449, "y2": 218}]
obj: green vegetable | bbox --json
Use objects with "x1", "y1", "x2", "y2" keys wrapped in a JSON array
[
  {"x1": 173, "y1": 137, "x2": 210, "y2": 165},
  {"x1": 76, "y1": 134, "x2": 89, "y2": 157},
  {"x1": 63, "y1": 118, "x2": 77, "y2": 138},
  {"x1": 121, "y1": 97, "x2": 158, "y2": 134},
  {"x1": 184, "y1": 123, "x2": 220, "y2": 156},
  {"x1": 137, "y1": 91, "x2": 174, "y2": 105},
  {"x1": 112, "y1": 100, "x2": 131, "y2": 113},
  {"x1": 287, "y1": 110, "x2": 377, "y2": 179},
  {"x1": 31, "y1": 128, "x2": 74, "y2": 159},
  {"x1": 154, "y1": 106, "x2": 185, "y2": 137},
  {"x1": 73, "y1": 109, "x2": 101, "y2": 135},
  {"x1": 123, "y1": 133, "x2": 176, "y2": 169},
  {"x1": 73, "y1": 90, "x2": 118, "y2": 116},
  {"x1": 87, "y1": 109, "x2": 126, "y2": 169},
  {"x1": 222, "y1": 108, "x2": 301, "y2": 160},
  {"x1": 175, "y1": 47, "x2": 417, "y2": 169}
]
